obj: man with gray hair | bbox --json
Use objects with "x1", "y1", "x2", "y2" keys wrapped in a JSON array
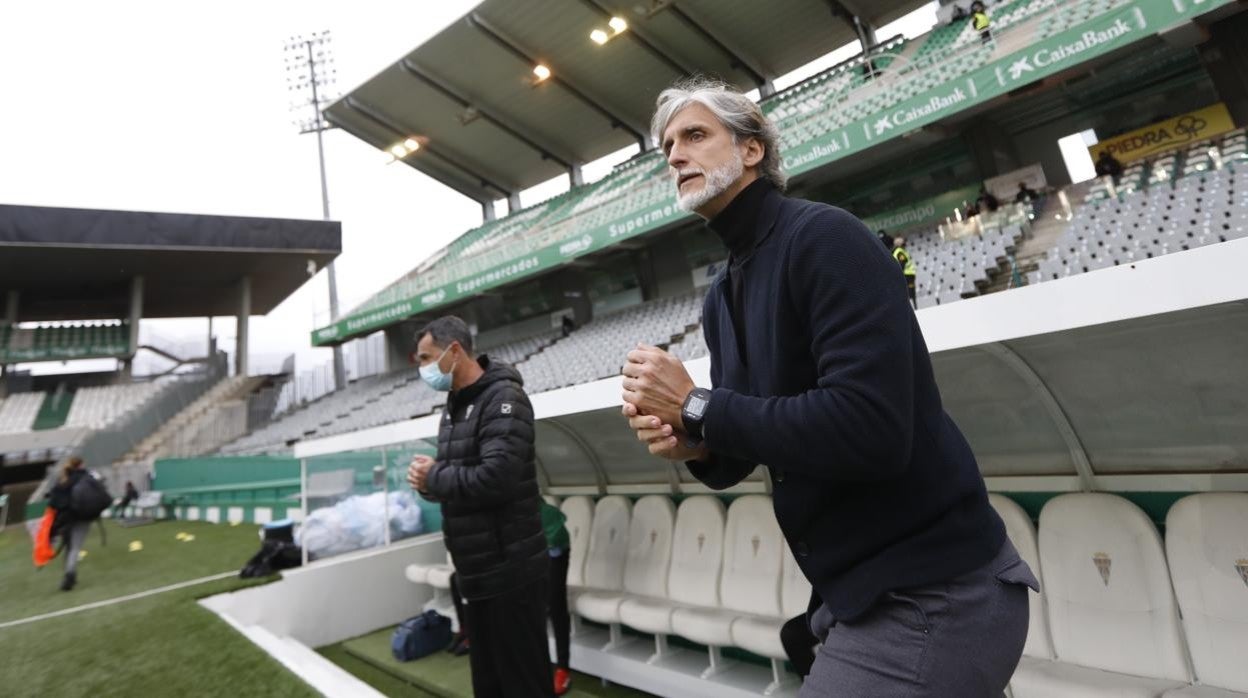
[{"x1": 621, "y1": 78, "x2": 1037, "y2": 695}]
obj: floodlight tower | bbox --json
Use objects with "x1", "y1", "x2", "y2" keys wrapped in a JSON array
[{"x1": 285, "y1": 30, "x2": 346, "y2": 390}]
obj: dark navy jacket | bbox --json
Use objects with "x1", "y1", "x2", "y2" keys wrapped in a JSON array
[{"x1": 688, "y1": 184, "x2": 1005, "y2": 621}]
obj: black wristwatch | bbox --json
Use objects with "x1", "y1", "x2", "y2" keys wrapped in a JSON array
[{"x1": 681, "y1": 387, "x2": 713, "y2": 442}]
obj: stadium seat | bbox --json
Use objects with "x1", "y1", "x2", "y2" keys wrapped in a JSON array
[
  {"x1": 560, "y1": 495, "x2": 594, "y2": 592},
  {"x1": 1162, "y1": 494, "x2": 1248, "y2": 697},
  {"x1": 575, "y1": 495, "x2": 676, "y2": 656},
  {"x1": 574, "y1": 496, "x2": 633, "y2": 649},
  {"x1": 618, "y1": 496, "x2": 726, "y2": 654},
  {"x1": 1011, "y1": 493, "x2": 1193, "y2": 698},
  {"x1": 730, "y1": 543, "x2": 813, "y2": 695},
  {"x1": 988, "y1": 493, "x2": 1055, "y2": 660},
  {"x1": 670, "y1": 495, "x2": 784, "y2": 677}
]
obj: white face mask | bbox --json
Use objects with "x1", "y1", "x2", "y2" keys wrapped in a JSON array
[
  {"x1": 419, "y1": 345, "x2": 457, "y2": 391},
  {"x1": 676, "y1": 150, "x2": 745, "y2": 213}
]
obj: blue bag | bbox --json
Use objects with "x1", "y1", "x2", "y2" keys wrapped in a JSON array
[{"x1": 391, "y1": 610, "x2": 453, "y2": 661}]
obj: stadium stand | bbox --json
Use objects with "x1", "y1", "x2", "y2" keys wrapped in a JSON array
[
  {"x1": 218, "y1": 328, "x2": 564, "y2": 454},
  {"x1": 516, "y1": 290, "x2": 704, "y2": 393},
  {"x1": 0, "y1": 391, "x2": 44, "y2": 433},
  {"x1": 63, "y1": 379, "x2": 175, "y2": 430},
  {"x1": 0, "y1": 321, "x2": 130, "y2": 362},
  {"x1": 1034, "y1": 132, "x2": 1248, "y2": 285},
  {"x1": 119, "y1": 375, "x2": 265, "y2": 461}
]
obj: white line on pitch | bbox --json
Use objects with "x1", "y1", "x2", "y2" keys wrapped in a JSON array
[{"x1": 0, "y1": 571, "x2": 238, "y2": 630}]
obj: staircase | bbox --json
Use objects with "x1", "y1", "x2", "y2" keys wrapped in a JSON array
[
  {"x1": 120, "y1": 375, "x2": 266, "y2": 462},
  {"x1": 981, "y1": 195, "x2": 1071, "y2": 295}
]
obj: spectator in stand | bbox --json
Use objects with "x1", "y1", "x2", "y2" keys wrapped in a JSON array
[
  {"x1": 1015, "y1": 181, "x2": 1040, "y2": 204},
  {"x1": 1095, "y1": 150, "x2": 1125, "y2": 185},
  {"x1": 977, "y1": 186, "x2": 1000, "y2": 213},
  {"x1": 560, "y1": 314, "x2": 575, "y2": 338},
  {"x1": 965, "y1": 200, "x2": 981, "y2": 219},
  {"x1": 971, "y1": 1, "x2": 992, "y2": 44},
  {"x1": 877, "y1": 229, "x2": 894, "y2": 251},
  {"x1": 893, "y1": 237, "x2": 918, "y2": 309}
]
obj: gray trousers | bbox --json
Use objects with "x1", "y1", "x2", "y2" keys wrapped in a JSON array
[
  {"x1": 63, "y1": 521, "x2": 92, "y2": 574},
  {"x1": 801, "y1": 540, "x2": 1038, "y2": 697}
]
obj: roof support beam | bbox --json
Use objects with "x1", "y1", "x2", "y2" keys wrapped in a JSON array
[
  {"x1": 398, "y1": 60, "x2": 575, "y2": 170},
  {"x1": 340, "y1": 98, "x2": 512, "y2": 198},
  {"x1": 467, "y1": 12, "x2": 649, "y2": 148},
  {"x1": 661, "y1": 4, "x2": 770, "y2": 88},
  {"x1": 575, "y1": 0, "x2": 695, "y2": 77},
  {"x1": 977, "y1": 342, "x2": 1098, "y2": 492}
]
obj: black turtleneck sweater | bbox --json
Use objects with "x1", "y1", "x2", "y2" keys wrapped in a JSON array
[
  {"x1": 688, "y1": 180, "x2": 1005, "y2": 623},
  {"x1": 707, "y1": 178, "x2": 773, "y2": 356}
]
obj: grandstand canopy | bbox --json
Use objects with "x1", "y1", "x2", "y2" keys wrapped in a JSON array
[
  {"x1": 0, "y1": 204, "x2": 340, "y2": 321},
  {"x1": 325, "y1": 0, "x2": 925, "y2": 202}
]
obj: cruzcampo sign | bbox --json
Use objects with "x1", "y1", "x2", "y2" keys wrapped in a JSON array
[
  {"x1": 861, "y1": 185, "x2": 982, "y2": 233},
  {"x1": 313, "y1": 0, "x2": 1235, "y2": 346},
  {"x1": 1087, "y1": 102, "x2": 1236, "y2": 163}
]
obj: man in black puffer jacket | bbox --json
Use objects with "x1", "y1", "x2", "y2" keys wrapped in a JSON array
[{"x1": 407, "y1": 316, "x2": 552, "y2": 698}]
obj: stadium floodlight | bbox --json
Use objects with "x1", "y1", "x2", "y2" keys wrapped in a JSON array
[
  {"x1": 590, "y1": 16, "x2": 629, "y2": 45},
  {"x1": 533, "y1": 64, "x2": 552, "y2": 82},
  {"x1": 285, "y1": 30, "x2": 346, "y2": 391}
]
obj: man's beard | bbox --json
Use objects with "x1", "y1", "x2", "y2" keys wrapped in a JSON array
[{"x1": 676, "y1": 152, "x2": 745, "y2": 212}]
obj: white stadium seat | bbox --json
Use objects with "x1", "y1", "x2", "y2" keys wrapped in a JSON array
[
  {"x1": 571, "y1": 495, "x2": 632, "y2": 648},
  {"x1": 730, "y1": 544, "x2": 813, "y2": 694},
  {"x1": 619, "y1": 496, "x2": 726, "y2": 639},
  {"x1": 673, "y1": 496, "x2": 778, "y2": 649},
  {"x1": 671, "y1": 495, "x2": 784, "y2": 677},
  {"x1": 575, "y1": 496, "x2": 676, "y2": 652},
  {"x1": 1162, "y1": 494, "x2": 1248, "y2": 697},
  {"x1": 989, "y1": 493, "x2": 1055, "y2": 660},
  {"x1": 1011, "y1": 493, "x2": 1193, "y2": 698},
  {"x1": 560, "y1": 495, "x2": 594, "y2": 590}
]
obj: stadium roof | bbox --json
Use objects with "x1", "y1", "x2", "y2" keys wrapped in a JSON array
[
  {"x1": 0, "y1": 204, "x2": 340, "y2": 321},
  {"x1": 325, "y1": 0, "x2": 925, "y2": 202}
]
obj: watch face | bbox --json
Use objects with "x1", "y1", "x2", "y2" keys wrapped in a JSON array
[{"x1": 686, "y1": 395, "x2": 708, "y2": 417}]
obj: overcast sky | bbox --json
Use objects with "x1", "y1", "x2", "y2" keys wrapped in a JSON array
[{"x1": 1, "y1": 0, "x2": 936, "y2": 378}]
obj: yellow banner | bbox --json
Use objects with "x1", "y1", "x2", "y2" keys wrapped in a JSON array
[{"x1": 1089, "y1": 103, "x2": 1236, "y2": 164}]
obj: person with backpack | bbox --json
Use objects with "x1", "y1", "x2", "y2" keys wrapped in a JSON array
[{"x1": 46, "y1": 456, "x2": 108, "y2": 591}]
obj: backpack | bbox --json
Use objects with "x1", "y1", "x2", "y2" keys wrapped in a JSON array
[
  {"x1": 391, "y1": 610, "x2": 453, "y2": 662},
  {"x1": 70, "y1": 472, "x2": 113, "y2": 521}
]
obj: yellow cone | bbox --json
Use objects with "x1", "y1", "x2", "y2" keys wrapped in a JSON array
[
  {"x1": 78, "y1": 550, "x2": 88, "y2": 560},
  {"x1": 175, "y1": 532, "x2": 189, "y2": 540},
  {"x1": 182, "y1": 534, "x2": 196, "y2": 542},
  {"x1": 128, "y1": 541, "x2": 144, "y2": 552}
]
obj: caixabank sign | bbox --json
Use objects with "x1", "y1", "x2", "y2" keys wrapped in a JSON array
[{"x1": 312, "y1": 0, "x2": 1235, "y2": 346}]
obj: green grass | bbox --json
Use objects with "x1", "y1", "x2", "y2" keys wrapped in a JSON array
[
  {"x1": 0, "y1": 520, "x2": 316, "y2": 698},
  {"x1": 328, "y1": 626, "x2": 652, "y2": 698}
]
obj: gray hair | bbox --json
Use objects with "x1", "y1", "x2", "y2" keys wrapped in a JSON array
[
  {"x1": 651, "y1": 78, "x2": 787, "y2": 191},
  {"x1": 417, "y1": 315, "x2": 474, "y2": 356}
]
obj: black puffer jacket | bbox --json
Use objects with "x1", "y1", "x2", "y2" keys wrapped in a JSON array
[{"x1": 424, "y1": 356, "x2": 548, "y2": 600}]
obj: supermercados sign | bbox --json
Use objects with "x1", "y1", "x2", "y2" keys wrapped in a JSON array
[
  {"x1": 313, "y1": 0, "x2": 1236, "y2": 346},
  {"x1": 1088, "y1": 103, "x2": 1236, "y2": 163}
]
